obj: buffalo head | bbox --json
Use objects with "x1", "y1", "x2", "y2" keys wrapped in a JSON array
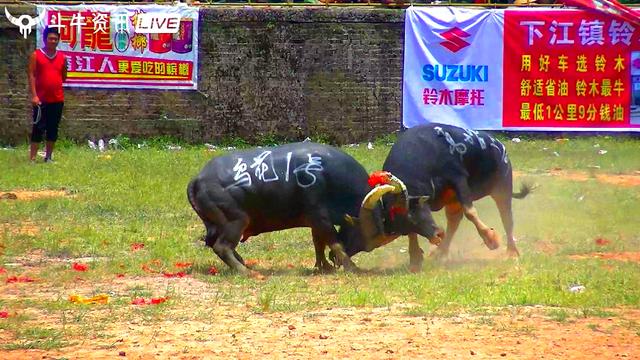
[{"x1": 337, "y1": 171, "x2": 444, "y2": 259}]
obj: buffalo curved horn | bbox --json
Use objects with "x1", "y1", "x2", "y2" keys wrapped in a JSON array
[
  {"x1": 383, "y1": 173, "x2": 409, "y2": 210},
  {"x1": 357, "y1": 184, "x2": 399, "y2": 252},
  {"x1": 362, "y1": 184, "x2": 396, "y2": 209}
]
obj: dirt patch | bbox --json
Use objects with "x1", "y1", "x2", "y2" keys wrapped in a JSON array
[
  {"x1": 2, "y1": 250, "x2": 108, "y2": 270},
  {"x1": 596, "y1": 174, "x2": 640, "y2": 187},
  {"x1": 0, "y1": 221, "x2": 40, "y2": 237},
  {"x1": 0, "y1": 189, "x2": 72, "y2": 201},
  {"x1": 569, "y1": 252, "x2": 640, "y2": 263},
  {"x1": 0, "y1": 303, "x2": 638, "y2": 360},
  {"x1": 513, "y1": 170, "x2": 640, "y2": 187},
  {"x1": 548, "y1": 170, "x2": 640, "y2": 187},
  {"x1": 1, "y1": 272, "x2": 639, "y2": 359}
]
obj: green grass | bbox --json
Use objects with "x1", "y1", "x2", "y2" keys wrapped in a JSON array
[
  {"x1": 1, "y1": 137, "x2": 639, "y2": 349},
  {"x1": 1, "y1": 326, "x2": 69, "y2": 350}
]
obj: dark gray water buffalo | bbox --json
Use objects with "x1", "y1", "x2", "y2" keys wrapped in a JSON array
[
  {"x1": 187, "y1": 142, "x2": 367, "y2": 274},
  {"x1": 340, "y1": 123, "x2": 531, "y2": 271}
]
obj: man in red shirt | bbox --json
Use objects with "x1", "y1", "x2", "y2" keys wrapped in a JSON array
[{"x1": 27, "y1": 27, "x2": 67, "y2": 163}]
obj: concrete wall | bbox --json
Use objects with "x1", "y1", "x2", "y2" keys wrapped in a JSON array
[{"x1": 0, "y1": 6, "x2": 405, "y2": 145}]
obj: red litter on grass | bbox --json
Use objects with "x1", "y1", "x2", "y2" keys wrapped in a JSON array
[
  {"x1": 72, "y1": 263, "x2": 89, "y2": 272},
  {"x1": 208, "y1": 266, "x2": 218, "y2": 275},
  {"x1": 0, "y1": 311, "x2": 9, "y2": 318},
  {"x1": 131, "y1": 243, "x2": 145, "y2": 252},
  {"x1": 595, "y1": 237, "x2": 611, "y2": 246},
  {"x1": 131, "y1": 297, "x2": 168, "y2": 305},
  {"x1": 162, "y1": 271, "x2": 187, "y2": 278},
  {"x1": 116, "y1": 274, "x2": 125, "y2": 278},
  {"x1": 174, "y1": 262, "x2": 192, "y2": 269},
  {"x1": 131, "y1": 298, "x2": 146, "y2": 305},
  {"x1": 141, "y1": 259, "x2": 162, "y2": 273},
  {"x1": 0, "y1": 267, "x2": 6, "y2": 274},
  {"x1": 245, "y1": 259, "x2": 259, "y2": 267},
  {"x1": 6, "y1": 276, "x2": 35, "y2": 283},
  {"x1": 150, "y1": 297, "x2": 167, "y2": 305}
]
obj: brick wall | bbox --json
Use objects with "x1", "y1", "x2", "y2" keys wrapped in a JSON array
[{"x1": 0, "y1": 6, "x2": 404, "y2": 145}]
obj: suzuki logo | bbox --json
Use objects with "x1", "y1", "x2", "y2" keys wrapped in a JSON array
[
  {"x1": 439, "y1": 27, "x2": 471, "y2": 53},
  {"x1": 4, "y1": 7, "x2": 47, "y2": 39}
]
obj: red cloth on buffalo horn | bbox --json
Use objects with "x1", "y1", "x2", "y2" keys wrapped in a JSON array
[{"x1": 368, "y1": 171, "x2": 392, "y2": 187}]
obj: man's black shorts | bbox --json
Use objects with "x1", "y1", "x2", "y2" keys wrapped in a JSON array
[{"x1": 31, "y1": 102, "x2": 64, "y2": 143}]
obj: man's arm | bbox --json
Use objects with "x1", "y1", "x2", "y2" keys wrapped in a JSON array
[
  {"x1": 62, "y1": 55, "x2": 67, "y2": 82},
  {"x1": 27, "y1": 52, "x2": 39, "y2": 105}
]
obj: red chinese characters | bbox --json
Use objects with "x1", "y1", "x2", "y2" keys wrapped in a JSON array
[
  {"x1": 422, "y1": 88, "x2": 485, "y2": 106},
  {"x1": 503, "y1": 10, "x2": 639, "y2": 127}
]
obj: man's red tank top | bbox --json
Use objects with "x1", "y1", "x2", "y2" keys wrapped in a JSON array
[{"x1": 34, "y1": 49, "x2": 65, "y2": 103}]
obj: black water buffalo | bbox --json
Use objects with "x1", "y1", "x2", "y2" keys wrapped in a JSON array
[
  {"x1": 340, "y1": 123, "x2": 531, "y2": 271},
  {"x1": 187, "y1": 142, "x2": 368, "y2": 274},
  {"x1": 188, "y1": 142, "x2": 445, "y2": 275}
]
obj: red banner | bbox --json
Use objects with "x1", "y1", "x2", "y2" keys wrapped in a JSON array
[
  {"x1": 503, "y1": 9, "x2": 640, "y2": 128},
  {"x1": 37, "y1": 5, "x2": 199, "y2": 90},
  {"x1": 63, "y1": 51, "x2": 193, "y2": 84}
]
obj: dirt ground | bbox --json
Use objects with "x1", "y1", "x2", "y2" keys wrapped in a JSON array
[
  {"x1": 546, "y1": 169, "x2": 640, "y2": 187},
  {"x1": 1, "y1": 274, "x2": 639, "y2": 360},
  {"x1": 569, "y1": 252, "x2": 640, "y2": 263},
  {"x1": 1, "y1": 251, "x2": 639, "y2": 360},
  {"x1": 509, "y1": 169, "x2": 640, "y2": 188},
  {"x1": 0, "y1": 190, "x2": 72, "y2": 201}
]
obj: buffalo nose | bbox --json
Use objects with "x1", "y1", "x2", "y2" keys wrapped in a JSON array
[{"x1": 428, "y1": 228, "x2": 445, "y2": 246}]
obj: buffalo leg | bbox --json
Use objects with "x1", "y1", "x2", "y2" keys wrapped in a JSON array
[
  {"x1": 491, "y1": 192, "x2": 519, "y2": 257},
  {"x1": 432, "y1": 203, "x2": 464, "y2": 258},
  {"x1": 204, "y1": 226, "x2": 249, "y2": 265},
  {"x1": 203, "y1": 223, "x2": 218, "y2": 248},
  {"x1": 311, "y1": 229, "x2": 334, "y2": 273},
  {"x1": 452, "y1": 179, "x2": 501, "y2": 250},
  {"x1": 198, "y1": 207, "x2": 249, "y2": 270},
  {"x1": 191, "y1": 184, "x2": 257, "y2": 274},
  {"x1": 211, "y1": 209, "x2": 250, "y2": 274},
  {"x1": 308, "y1": 209, "x2": 359, "y2": 272},
  {"x1": 233, "y1": 249, "x2": 246, "y2": 266},
  {"x1": 408, "y1": 233, "x2": 424, "y2": 272}
]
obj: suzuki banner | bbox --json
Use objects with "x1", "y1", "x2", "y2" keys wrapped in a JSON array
[
  {"x1": 35, "y1": 4, "x2": 199, "y2": 90},
  {"x1": 403, "y1": 7, "x2": 640, "y2": 131}
]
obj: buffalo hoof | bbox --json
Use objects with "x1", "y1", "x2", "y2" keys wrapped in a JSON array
[
  {"x1": 429, "y1": 247, "x2": 450, "y2": 261},
  {"x1": 506, "y1": 246, "x2": 520, "y2": 258},
  {"x1": 314, "y1": 263, "x2": 336, "y2": 274},
  {"x1": 343, "y1": 262, "x2": 363, "y2": 273},
  {"x1": 328, "y1": 250, "x2": 338, "y2": 267},
  {"x1": 481, "y1": 228, "x2": 501, "y2": 250},
  {"x1": 409, "y1": 262, "x2": 422, "y2": 273},
  {"x1": 249, "y1": 270, "x2": 266, "y2": 281},
  {"x1": 409, "y1": 253, "x2": 424, "y2": 273}
]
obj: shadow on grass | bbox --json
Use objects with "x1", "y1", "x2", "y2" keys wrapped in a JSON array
[{"x1": 190, "y1": 255, "x2": 518, "y2": 279}]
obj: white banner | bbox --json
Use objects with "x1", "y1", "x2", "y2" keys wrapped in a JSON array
[{"x1": 403, "y1": 7, "x2": 504, "y2": 129}]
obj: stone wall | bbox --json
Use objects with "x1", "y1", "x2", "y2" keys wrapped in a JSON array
[{"x1": 0, "y1": 6, "x2": 405, "y2": 145}]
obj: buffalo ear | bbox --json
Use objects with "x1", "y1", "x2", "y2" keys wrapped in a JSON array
[{"x1": 344, "y1": 214, "x2": 359, "y2": 226}]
